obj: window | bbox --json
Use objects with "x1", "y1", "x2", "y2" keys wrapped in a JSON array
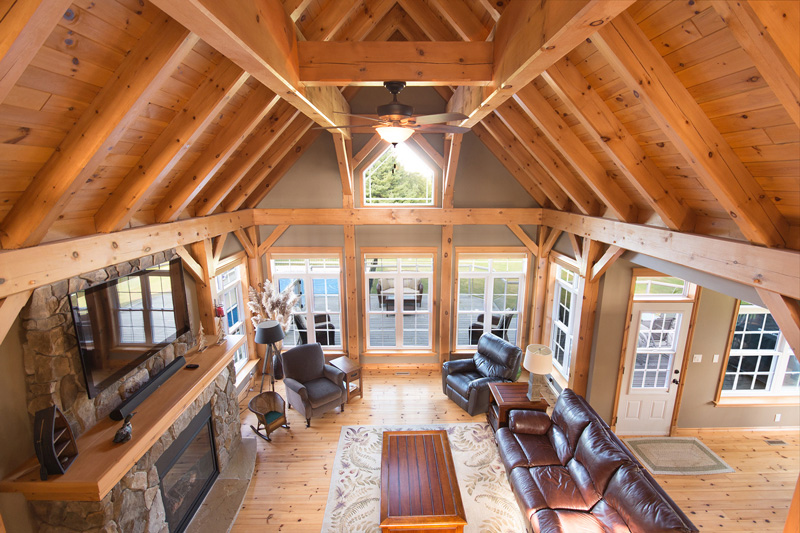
[
  {"x1": 455, "y1": 253, "x2": 527, "y2": 349},
  {"x1": 722, "y1": 303, "x2": 798, "y2": 397},
  {"x1": 114, "y1": 263, "x2": 176, "y2": 345},
  {"x1": 215, "y1": 265, "x2": 248, "y2": 373},
  {"x1": 363, "y1": 145, "x2": 434, "y2": 206},
  {"x1": 364, "y1": 253, "x2": 434, "y2": 350},
  {"x1": 634, "y1": 276, "x2": 689, "y2": 298},
  {"x1": 550, "y1": 264, "x2": 581, "y2": 379},
  {"x1": 270, "y1": 255, "x2": 343, "y2": 350},
  {"x1": 632, "y1": 312, "x2": 682, "y2": 389}
]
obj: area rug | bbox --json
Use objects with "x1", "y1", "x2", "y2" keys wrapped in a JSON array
[
  {"x1": 321, "y1": 423, "x2": 526, "y2": 533},
  {"x1": 623, "y1": 437, "x2": 735, "y2": 475}
]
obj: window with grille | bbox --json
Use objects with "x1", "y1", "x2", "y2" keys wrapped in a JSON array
[
  {"x1": 722, "y1": 303, "x2": 798, "y2": 396},
  {"x1": 632, "y1": 312, "x2": 682, "y2": 389},
  {"x1": 634, "y1": 276, "x2": 689, "y2": 298},
  {"x1": 114, "y1": 263, "x2": 176, "y2": 345},
  {"x1": 270, "y1": 255, "x2": 343, "y2": 350},
  {"x1": 215, "y1": 265, "x2": 248, "y2": 373},
  {"x1": 550, "y1": 264, "x2": 580, "y2": 379},
  {"x1": 455, "y1": 253, "x2": 526, "y2": 350},
  {"x1": 364, "y1": 254, "x2": 434, "y2": 350},
  {"x1": 363, "y1": 145, "x2": 434, "y2": 206}
]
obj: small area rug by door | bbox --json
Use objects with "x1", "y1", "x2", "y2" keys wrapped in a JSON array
[
  {"x1": 623, "y1": 436, "x2": 735, "y2": 475},
  {"x1": 321, "y1": 422, "x2": 526, "y2": 533}
]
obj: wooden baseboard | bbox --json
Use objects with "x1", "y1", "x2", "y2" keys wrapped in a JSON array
[{"x1": 672, "y1": 426, "x2": 800, "y2": 435}]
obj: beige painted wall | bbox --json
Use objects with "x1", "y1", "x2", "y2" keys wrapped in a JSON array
[{"x1": 0, "y1": 316, "x2": 34, "y2": 479}]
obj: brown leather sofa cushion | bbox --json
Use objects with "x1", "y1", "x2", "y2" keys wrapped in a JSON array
[
  {"x1": 575, "y1": 423, "x2": 633, "y2": 494},
  {"x1": 532, "y1": 509, "x2": 607, "y2": 533},
  {"x1": 496, "y1": 429, "x2": 561, "y2": 471},
  {"x1": 509, "y1": 409, "x2": 551, "y2": 434}
]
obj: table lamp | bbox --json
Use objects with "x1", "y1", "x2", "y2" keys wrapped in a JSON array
[
  {"x1": 523, "y1": 344, "x2": 553, "y2": 401},
  {"x1": 255, "y1": 320, "x2": 285, "y2": 393}
]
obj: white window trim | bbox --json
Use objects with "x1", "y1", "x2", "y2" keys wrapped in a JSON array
[
  {"x1": 721, "y1": 303, "x2": 798, "y2": 398},
  {"x1": 550, "y1": 262, "x2": 581, "y2": 381},
  {"x1": 215, "y1": 264, "x2": 248, "y2": 373},
  {"x1": 361, "y1": 144, "x2": 437, "y2": 207},
  {"x1": 363, "y1": 251, "x2": 435, "y2": 351},
  {"x1": 269, "y1": 254, "x2": 344, "y2": 350},
  {"x1": 454, "y1": 253, "x2": 527, "y2": 350}
]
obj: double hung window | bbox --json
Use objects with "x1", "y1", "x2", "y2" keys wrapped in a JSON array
[
  {"x1": 455, "y1": 253, "x2": 526, "y2": 349},
  {"x1": 270, "y1": 255, "x2": 343, "y2": 349},
  {"x1": 550, "y1": 264, "x2": 580, "y2": 379},
  {"x1": 115, "y1": 263, "x2": 176, "y2": 345},
  {"x1": 214, "y1": 265, "x2": 248, "y2": 373},
  {"x1": 364, "y1": 253, "x2": 434, "y2": 350}
]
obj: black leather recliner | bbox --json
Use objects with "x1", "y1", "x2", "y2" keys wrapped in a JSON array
[{"x1": 441, "y1": 333, "x2": 523, "y2": 415}]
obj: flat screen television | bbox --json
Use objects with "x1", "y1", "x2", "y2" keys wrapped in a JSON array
[{"x1": 69, "y1": 257, "x2": 191, "y2": 398}]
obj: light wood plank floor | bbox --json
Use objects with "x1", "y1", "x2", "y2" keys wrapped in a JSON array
[{"x1": 231, "y1": 369, "x2": 799, "y2": 532}]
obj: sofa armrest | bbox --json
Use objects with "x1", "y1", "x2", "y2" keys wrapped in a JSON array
[
  {"x1": 284, "y1": 378, "x2": 308, "y2": 400},
  {"x1": 442, "y1": 358, "x2": 476, "y2": 375},
  {"x1": 323, "y1": 364, "x2": 346, "y2": 387},
  {"x1": 509, "y1": 409, "x2": 552, "y2": 435},
  {"x1": 467, "y1": 375, "x2": 499, "y2": 392}
]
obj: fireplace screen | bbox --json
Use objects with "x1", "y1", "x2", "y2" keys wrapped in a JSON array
[{"x1": 156, "y1": 403, "x2": 218, "y2": 533}]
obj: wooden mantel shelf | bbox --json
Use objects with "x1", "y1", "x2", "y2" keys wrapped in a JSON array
[{"x1": 0, "y1": 335, "x2": 245, "y2": 502}]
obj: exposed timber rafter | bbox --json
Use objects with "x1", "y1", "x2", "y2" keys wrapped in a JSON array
[
  {"x1": 428, "y1": 0, "x2": 490, "y2": 41},
  {"x1": 593, "y1": 12, "x2": 790, "y2": 248},
  {"x1": 443, "y1": 134, "x2": 463, "y2": 208},
  {"x1": 445, "y1": 0, "x2": 635, "y2": 128},
  {"x1": 395, "y1": 0, "x2": 460, "y2": 41},
  {"x1": 298, "y1": 41, "x2": 492, "y2": 85},
  {"x1": 331, "y1": 0, "x2": 397, "y2": 42},
  {"x1": 0, "y1": 17, "x2": 197, "y2": 249},
  {"x1": 149, "y1": 0, "x2": 351, "y2": 138},
  {"x1": 755, "y1": 289, "x2": 800, "y2": 356}
]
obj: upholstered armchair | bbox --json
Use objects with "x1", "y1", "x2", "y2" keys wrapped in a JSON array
[
  {"x1": 281, "y1": 343, "x2": 346, "y2": 427},
  {"x1": 441, "y1": 333, "x2": 523, "y2": 415}
]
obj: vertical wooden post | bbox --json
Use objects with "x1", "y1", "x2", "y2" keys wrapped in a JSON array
[
  {"x1": 344, "y1": 225, "x2": 360, "y2": 360},
  {"x1": 569, "y1": 239, "x2": 603, "y2": 396},
  {"x1": 188, "y1": 240, "x2": 218, "y2": 335},
  {"x1": 785, "y1": 475, "x2": 800, "y2": 533},
  {"x1": 439, "y1": 225, "x2": 454, "y2": 364},
  {"x1": 245, "y1": 227, "x2": 266, "y2": 361},
  {"x1": 530, "y1": 228, "x2": 551, "y2": 345}
]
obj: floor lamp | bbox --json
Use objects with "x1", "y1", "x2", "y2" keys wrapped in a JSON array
[
  {"x1": 523, "y1": 344, "x2": 553, "y2": 402},
  {"x1": 255, "y1": 320, "x2": 285, "y2": 393}
]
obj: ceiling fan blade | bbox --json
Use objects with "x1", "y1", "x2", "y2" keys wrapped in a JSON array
[
  {"x1": 416, "y1": 124, "x2": 471, "y2": 134},
  {"x1": 412, "y1": 112, "x2": 469, "y2": 125},
  {"x1": 311, "y1": 124, "x2": 363, "y2": 130},
  {"x1": 334, "y1": 113, "x2": 386, "y2": 123}
]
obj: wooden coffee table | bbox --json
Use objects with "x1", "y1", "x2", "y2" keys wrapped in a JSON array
[{"x1": 380, "y1": 430, "x2": 467, "y2": 532}]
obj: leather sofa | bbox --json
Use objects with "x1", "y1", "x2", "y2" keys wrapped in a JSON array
[
  {"x1": 496, "y1": 389, "x2": 698, "y2": 533},
  {"x1": 441, "y1": 333, "x2": 522, "y2": 416}
]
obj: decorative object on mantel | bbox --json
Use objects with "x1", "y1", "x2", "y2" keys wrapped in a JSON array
[
  {"x1": 196, "y1": 324, "x2": 207, "y2": 352},
  {"x1": 523, "y1": 344, "x2": 553, "y2": 402},
  {"x1": 215, "y1": 302, "x2": 227, "y2": 345},
  {"x1": 254, "y1": 320, "x2": 285, "y2": 392},
  {"x1": 113, "y1": 412, "x2": 136, "y2": 444},
  {"x1": 33, "y1": 405, "x2": 78, "y2": 481}
]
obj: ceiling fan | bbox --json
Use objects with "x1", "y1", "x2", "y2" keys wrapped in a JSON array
[{"x1": 317, "y1": 81, "x2": 470, "y2": 143}]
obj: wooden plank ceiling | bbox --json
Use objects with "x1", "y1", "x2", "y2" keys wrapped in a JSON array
[{"x1": 0, "y1": 0, "x2": 797, "y2": 251}]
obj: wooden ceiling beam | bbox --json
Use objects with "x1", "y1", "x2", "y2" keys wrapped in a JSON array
[
  {"x1": 222, "y1": 115, "x2": 315, "y2": 211},
  {"x1": 233, "y1": 229, "x2": 256, "y2": 257},
  {"x1": 333, "y1": 132, "x2": 354, "y2": 197},
  {"x1": 0, "y1": 0, "x2": 73, "y2": 104},
  {"x1": 428, "y1": 0, "x2": 490, "y2": 41},
  {"x1": 353, "y1": 134, "x2": 389, "y2": 168},
  {"x1": 443, "y1": 134, "x2": 463, "y2": 208},
  {"x1": 194, "y1": 101, "x2": 300, "y2": 217},
  {"x1": 471, "y1": 123, "x2": 549, "y2": 206},
  {"x1": 363, "y1": 3, "x2": 406, "y2": 41},
  {"x1": 542, "y1": 58, "x2": 695, "y2": 231},
  {"x1": 543, "y1": 209, "x2": 800, "y2": 300},
  {"x1": 507, "y1": 224, "x2": 538, "y2": 256},
  {"x1": 445, "y1": 0, "x2": 635, "y2": 128},
  {"x1": 257, "y1": 225, "x2": 290, "y2": 257},
  {"x1": 331, "y1": 0, "x2": 397, "y2": 42},
  {"x1": 590, "y1": 245, "x2": 625, "y2": 281},
  {"x1": 95, "y1": 60, "x2": 249, "y2": 233},
  {"x1": 0, "y1": 211, "x2": 254, "y2": 299},
  {"x1": 150, "y1": 0, "x2": 351, "y2": 138},
  {"x1": 299, "y1": 0, "x2": 363, "y2": 41},
  {"x1": 412, "y1": 134, "x2": 445, "y2": 169},
  {"x1": 594, "y1": 13, "x2": 791, "y2": 248},
  {"x1": 298, "y1": 41, "x2": 492, "y2": 86},
  {"x1": 0, "y1": 16, "x2": 196, "y2": 249},
  {"x1": 712, "y1": 1, "x2": 800, "y2": 129},
  {"x1": 155, "y1": 85, "x2": 281, "y2": 223},
  {"x1": 0, "y1": 290, "x2": 32, "y2": 346},
  {"x1": 513, "y1": 84, "x2": 638, "y2": 223},
  {"x1": 283, "y1": 0, "x2": 314, "y2": 22},
  {"x1": 252, "y1": 208, "x2": 543, "y2": 226},
  {"x1": 396, "y1": 0, "x2": 460, "y2": 41},
  {"x1": 480, "y1": 114, "x2": 570, "y2": 211},
  {"x1": 494, "y1": 101, "x2": 603, "y2": 217},
  {"x1": 476, "y1": 0, "x2": 505, "y2": 21},
  {"x1": 755, "y1": 289, "x2": 800, "y2": 356},
  {"x1": 243, "y1": 128, "x2": 323, "y2": 209},
  {"x1": 747, "y1": 1, "x2": 800, "y2": 78}
]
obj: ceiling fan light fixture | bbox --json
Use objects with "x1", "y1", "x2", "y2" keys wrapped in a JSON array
[{"x1": 376, "y1": 126, "x2": 414, "y2": 144}]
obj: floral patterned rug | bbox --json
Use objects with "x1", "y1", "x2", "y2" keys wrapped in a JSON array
[{"x1": 321, "y1": 423, "x2": 527, "y2": 533}]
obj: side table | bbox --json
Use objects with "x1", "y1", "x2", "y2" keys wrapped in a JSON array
[
  {"x1": 329, "y1": 356, "x2": 362, "y2": 402},
  {"x1": 487, "y1": 382, "x2": 548, "y2": 433}
]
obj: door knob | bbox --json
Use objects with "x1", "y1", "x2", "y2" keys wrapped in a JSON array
[{"x1": 672, "y1": 379, "x2": 680, "y2": 385}]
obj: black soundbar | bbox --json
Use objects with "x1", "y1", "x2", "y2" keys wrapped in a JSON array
[{"x1": 110, "y1": 356, "x2": 186, "y2": 421}]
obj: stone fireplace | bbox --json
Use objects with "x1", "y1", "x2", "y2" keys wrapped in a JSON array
[{"x1": 2, "y1": 251, "x2": 244, "y2": 532}]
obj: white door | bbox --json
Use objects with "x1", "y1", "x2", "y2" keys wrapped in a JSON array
[{"x1": 615, "y1": 302, "x2": 692, "y2": 436}]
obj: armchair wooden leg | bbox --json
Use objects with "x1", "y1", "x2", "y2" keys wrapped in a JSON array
[
  {"x1": 341, "y1": 403, "x2": 345, "y2": 412},
  {"x1": 306, "y1": 418, "x2": 311, "y2": 427}
]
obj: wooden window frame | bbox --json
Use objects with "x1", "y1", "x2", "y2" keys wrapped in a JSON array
[
  {"x1": 214, "y1": 263, "x2": 249, "y2": 373},
  {"x1": 358, "y1": 144, "x2": 442, "y2": 209}
]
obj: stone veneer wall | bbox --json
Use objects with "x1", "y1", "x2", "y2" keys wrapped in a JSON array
[
  {"x1": 28, "y1": 362, "x2": 242, "y2": 533},
  {"x1": 21, "y1": 249, "x2": 194, "y2": 438}
]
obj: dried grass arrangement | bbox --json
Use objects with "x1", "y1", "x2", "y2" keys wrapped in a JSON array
[{"x1": 247, "y1": 279, "x2": 300, "y2": 332}]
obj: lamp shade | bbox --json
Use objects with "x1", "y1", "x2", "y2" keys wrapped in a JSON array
[
  {"x1": 376, "y1": 126, "x2": 414, "y2": 144},
  {"x1": 523, "y1": 344, "x2": 553, "y2": 375},
  {"x1": 255, "y1": 320, "x2": 284, "y2": 344}
]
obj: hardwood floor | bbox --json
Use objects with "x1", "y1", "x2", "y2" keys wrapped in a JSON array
[{"x1": 231, "y1": 369, "x2": 799, "y2": 532}]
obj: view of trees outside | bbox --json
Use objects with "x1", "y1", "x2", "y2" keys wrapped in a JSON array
[{"x1": 364, "y1": 145, "x2": 434, "y2": 205}]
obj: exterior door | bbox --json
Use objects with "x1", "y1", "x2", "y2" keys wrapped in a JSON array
[{"x1": 615, "y1": 302, "x2": 692, "y2": 435}]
